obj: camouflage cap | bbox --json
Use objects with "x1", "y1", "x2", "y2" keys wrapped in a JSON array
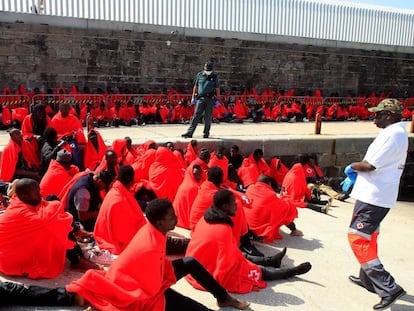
[{"x1": 368, "y1": 98, "x2": 403, "y2": 114}]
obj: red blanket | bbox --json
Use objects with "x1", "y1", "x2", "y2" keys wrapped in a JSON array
[
  {"x1": 67, "y1": 223, "x2": 176, "y2": 311},
  {"x1": 84, "y1": 129, "x2": 108, "y2": 171},
  {"x1": 132, "y1": 149, "x2": 156, "y2": 183},
  {"x1": 269, "y1": 157, "x2": 289, "y2": 186},
  {"x1": 184, "y1": 142, "x2": 198, "y2": 166},
  {"x1": 51, "y1": 112, "x2": 86, "y2": 144},
  {"x1": 186, "y1": 217, "x2": 266, "y2": 294},
  {"x1": 148, "y1": 147, "x2": 184, "y2": 202},
  {"x1": 189, "y1": 181, "x2": 248, "y2": 239},
  {"x1": 40, "y1": 159, "x2": 79, "y2": 198},
  {"x1": 0, "y1": 198, "x2": 74, "y2": 279},
  {"x1": 237, "y1": 154, "x2": 271, "y2": 188},
  {"x1": 172, "y1": 166, "x2": 201, "y2": 229},
  {"x1": 0, "y1": 139, "x2": 40, "y2": 182},
  {"x1": 94, "y1": 180, "x2": 147, "y2": 255},
  {"x1": 245, "y1": 181, "x2": 298, "y2": 242},
  {"x1": 281, "y1": 163, "x2": 310, "y2": 207},
  {"x1": 189, "y1": 181, "x2": 219, "y2": 231}
]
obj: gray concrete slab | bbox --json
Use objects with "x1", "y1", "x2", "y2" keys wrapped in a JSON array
[
  {"x1": 0, "y1": 120, "x2": 413, "y2": 153},
  {"x1": 1, "y1": 197, "x2": 414, "y2": 310}
]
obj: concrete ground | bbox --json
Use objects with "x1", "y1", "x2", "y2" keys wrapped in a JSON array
[{"x1": 0, "y1": 121, "x2": 414, "y2": 310}]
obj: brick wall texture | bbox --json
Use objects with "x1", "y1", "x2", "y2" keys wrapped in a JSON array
[{"x1": 1, "y1": 21, "x2": 414, "y2": 96}]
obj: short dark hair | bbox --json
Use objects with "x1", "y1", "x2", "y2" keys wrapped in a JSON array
[
  {"x1": 146, "y1": 198, "x2": 173, "y2": 226},
  {"x1": 207, "y1": 166, "x2": 223, "y2": 185},
  {"x1": 253, "y1": 148, "x2": 263, "y2": 156},
  {"x1": 117, "y1": 165, "x2": 134, "y2": 185},
  {"x1": 213, "y1": 189, "x2": 234, "y2": 210},
  {"x1": 257, "y1": 174, "x2": 272, "y2": 184},
  {"x1": 15, "y1": 178, "x2": 38, "y2": 197},
  {"x1": 43, "y1": 127, "x2": 57, "y2": 142},
  {"x1": 97, "y1": 170, "x2": 114, "y2": 188}
]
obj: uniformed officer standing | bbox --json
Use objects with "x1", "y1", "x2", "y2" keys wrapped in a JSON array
[{"x1": 182, "y1": 60, "x2": 220, "y2": 139}]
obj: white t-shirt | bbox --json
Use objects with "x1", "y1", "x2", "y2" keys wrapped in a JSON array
[{"x1": 351, "y1": 122, "x2": 408, "y2": 208}]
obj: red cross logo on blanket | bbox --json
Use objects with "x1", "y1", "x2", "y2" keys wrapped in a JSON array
[{"x1": 248, "y1": 269, "x2": 261, "y2": 282}]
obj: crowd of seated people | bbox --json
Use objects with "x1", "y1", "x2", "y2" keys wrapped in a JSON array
[
  {"x1": 0, "y1": 101, "x2": 363, "y2": 309},
  {"x1": 1, "y1": 84, "x2": 413, "y2": 130}
]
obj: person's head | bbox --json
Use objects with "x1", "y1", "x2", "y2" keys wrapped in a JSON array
[
  {"x1": 199, "y1": 148, "x2": 211, "y2": 164},
  {"x1": 94, "y1": 170, "x2": 114, "y2": 191},
  {"x1": 105, "y1": 150, "x2": 118, "y2": 167},
  {"x1": 15, "y1": 178, "x2": 42, "y2": 206},
  {"x1": 204, "y1": 60, "x2": 214, "y2": 75},
  {"x1": 298, "y1": 154, "x2": 310, "y2": 166},
  {"x1": 166, "y1": 141, "x2": 175, "y2": 151},
  {"x1": 308, "y1": 154, "x2": 317, "y2": 166},
  {"x1": 368, "y1": 98, "x2": 403, "y2": 129},
  {"x1": 215, "y1": 146, "x2": 225, "y2": 159},
  {"x1": 192, "y1": 164, "x2": 203, "y2": 182},
  {"x1": 257, "y1": 174, "x2": 272, "y2": 185},
  {"x1": 56, "y1": 149, "x2": 73, "y2": 168},
  {"x1": 253, "y1": 148, "x2": 264, "y2": 162},
  {"x1": 43, "y1": 127, "x2": 58, "y2": 145},
  {"x1": 213, "y1": 189, "x2": 236, "y2": 216},
  {"x1": 230, "y1": 145, "x2": 240, "y2": 158},
  {"x1": 8, "y1": 128, "x2": 22, "y2": 145},
  {"x1": 117, "y1": 165, "x2": 135, "y2": 188},
  {"x1": 190, "y1": 139, "x2": 198, "y2": 149},
  {"x1": 124, "y1": 136, "x2": 132, "y2": 149},
  {"x1": 207, "y1": 166, "x2": 223, "y2": 186},
  {"x1": 145, "y1": 198, "x2": 177, "y2": 235},
  {"x1": 32, "y1": 103, "x2": 47, "y2": 120},
  {"x1": 59, "y1": 102, "x2": 71, "y2": 117}
]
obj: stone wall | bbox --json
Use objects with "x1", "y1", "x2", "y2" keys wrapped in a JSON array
[{"x1": 1, "y1": 18, "x2": 414, "y2": 97}]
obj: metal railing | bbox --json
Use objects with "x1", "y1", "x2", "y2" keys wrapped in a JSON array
[{"x1": 1, "y1": 0, "x2": 413, "y2": 47}]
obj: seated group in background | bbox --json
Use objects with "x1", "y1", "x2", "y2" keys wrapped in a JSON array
[{"x1": 2, "y1": 84, "x2": 413, "y2": 132}]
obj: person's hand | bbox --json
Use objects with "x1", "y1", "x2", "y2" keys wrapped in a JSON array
[
  {"x1": 215, "y1": 100, "x2": 220, "y2": 107},
  {"x1": 190, "y1": 97, "x2": 196, "y2": 105}
]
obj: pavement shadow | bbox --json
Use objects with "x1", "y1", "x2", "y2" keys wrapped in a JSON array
[
  {"x1": 391, "y1": 293, "x2": 414, "y2": 310},
  {"x1": 255, "y1": 236, "x2": 323, "y2": 252}
]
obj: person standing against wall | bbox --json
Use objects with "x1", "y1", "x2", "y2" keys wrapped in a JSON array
[
  {"x1": 182, "y1": 60, "x2": 220, "y2": 139},
  {"x1": 347, "y1": 99, "x2": 407, "y2": 310}
]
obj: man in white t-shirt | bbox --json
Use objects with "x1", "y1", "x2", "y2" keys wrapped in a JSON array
[{"x1": 346, "y1": 98, "x2": 407, "y2": 310}]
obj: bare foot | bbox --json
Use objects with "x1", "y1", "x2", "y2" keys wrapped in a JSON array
[
  {"x1": 218, "y1": 294, "x2": 250, "y2": 310},
  {"x1": 73, "y1": 293, "x2": 87, "y2": 307}
]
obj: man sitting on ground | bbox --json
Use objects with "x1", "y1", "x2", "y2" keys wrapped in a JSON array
[
  {"x1": 0, "y1": 178, "x2": 74, "y2": 279},
  {"x1": 186, "y1": 190, "x2": 312, "y2": 293},
  {"x1": 0, "y1": 128, "x2": 40, "y2": 182},
  {"x1": 93, "y1": 165, "x2": 147, "y2": 264},
  {"x1": 40, "y1": 149, "x2": 79, "y2": 198},
  {"x1": 245, "y1": 175, "x2": 298, "y2": 242},
  {"x1": 67, "y1": 198, "x2": 249, "y2": 310}
]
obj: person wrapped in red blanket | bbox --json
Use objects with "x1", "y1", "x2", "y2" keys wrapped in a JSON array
[
  {"x1": 245, "y1": 175, "x2": 298, "y2": 242},
  {"x1": 0, "y1": 179, "x2": 74, "y2": 279},
  {"x1": 186, "y1": 190, "x2": 311, "y2": 294},
  {"x1": 67, "y1": 198, "x2": 249, "y2": 311}
]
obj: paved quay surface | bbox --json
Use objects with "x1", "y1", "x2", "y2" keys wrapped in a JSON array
[
  {"x1": 1, "y1": 120, "x2": 412, "y2": 151},
  {"x1": 0, "y1": 120, "x2": 413, "y2": 311}
]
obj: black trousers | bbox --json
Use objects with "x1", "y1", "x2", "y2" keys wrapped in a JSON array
[
  {"x1": 1, "y1": 258, "x2": 225, "y2": 310},
  {"x1": 0, "y1": 282, "x2": 74, "y2": 306},
  {"x1": 167, "y1": 257, "x2": 228, "y2": 310}
]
